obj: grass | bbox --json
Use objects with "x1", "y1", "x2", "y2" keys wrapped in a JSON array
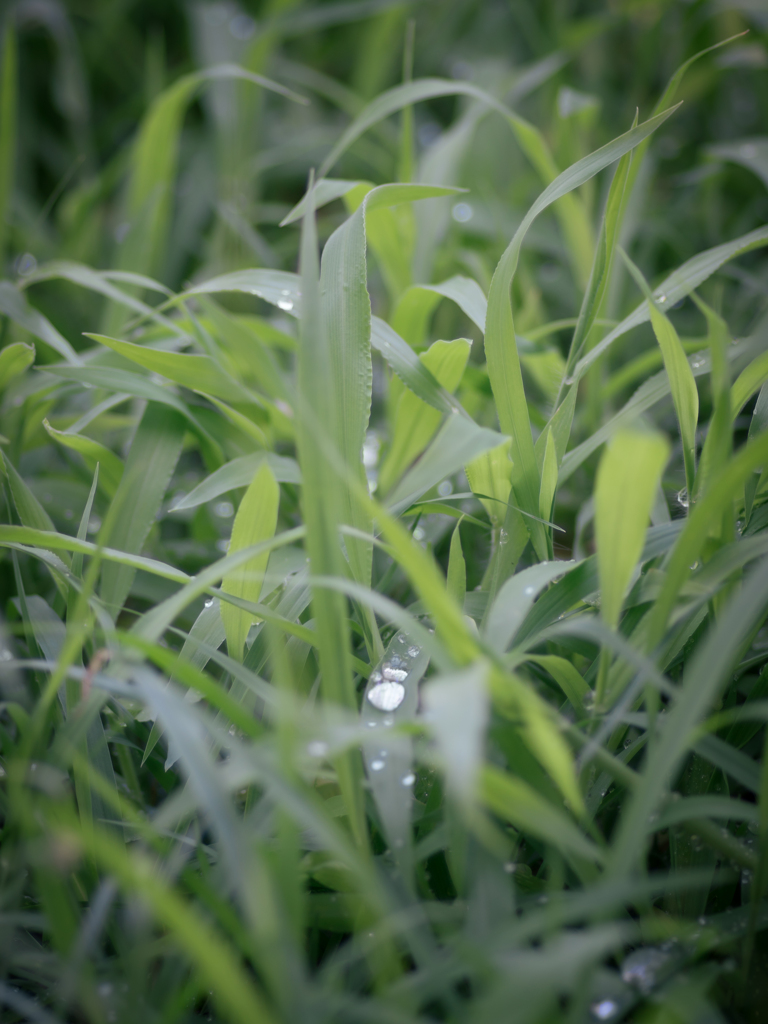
[{"x1": 1, "y1": 1, "x2": 768, "y2": 1022}]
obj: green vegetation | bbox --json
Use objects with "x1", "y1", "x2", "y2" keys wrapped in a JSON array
[{"x1": 2, "y1": 1, "x2": 768, "y2": 1021}]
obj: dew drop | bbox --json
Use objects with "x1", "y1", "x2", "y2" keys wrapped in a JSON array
[
  {"x1": 407, "y1": 646, "x2": 420, "y2": 658},
  {"x1": 656, "y1": 293, "x2": 668, "y2": 304},
  {"x1": 382, "y1": 664, "x2": 408, "y2": 683},
  {"x1": 452, "y1": 202, "x2": 473, "y2": 223},
  {"x1": 367, "y1": 680, "x2": 405, "y2": 712},
  {"x1": 524, "y1": 585, "x2": 535, "y2": 596},
  {"x1": 370, "y1": 759, "x2": 385, "y2": 771},
  {"x1": 16, "y1": 252, "x2": 38, "y2": 276},
  {"x1": 590, "y1": 1000, "x2": 619, "y2": 1021},
  {"x1": 499, "y1": 529, "x2": 508, "y2": 546},
  {"x1": 401, "y1": 773, "x2": 416, "y2": 786},
  {"x1": 677, "y1": 488, "x2": 690, "y2": 509},
  {"x1": 277, "y1": 299, "x2": 294, "y2": 311},
  {"x1": 621, "y1": 947, "x2": 670, "y2": 994},
  {"x1": 438, "y1": 479, "x2": 453, "y2": 497},
  {"x1": 204, "y1": 598, "x2": 214, "y2": 608},
  {"x1": 413, "y1": 526, "x2": 425, "y2": 542}
]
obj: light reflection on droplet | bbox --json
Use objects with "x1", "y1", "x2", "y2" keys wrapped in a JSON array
[{"x1": 370, "y1": 759, "x2": 385, "y2": 771}]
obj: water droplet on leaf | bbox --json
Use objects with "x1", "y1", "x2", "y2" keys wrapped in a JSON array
[
  {"x1": 590, "y1": 1000, "x2": 619, "y2": 1021},
  {"x1": 367, "y1": 680, "x2": 405, "y2": 711}
]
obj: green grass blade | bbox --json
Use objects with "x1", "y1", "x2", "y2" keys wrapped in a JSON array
[
  {"x1": 84, "y1": 332, "x2": 252, "y2": 405},
  {"x1": 610, "y1": 558, "x2": 768, "y2": 877},
  {"x1": 65, "y1": 820, "x2": 279, "y2": 1024},
  {"x1": 0, "y1": 21, "x2": 16, "y2": 264},
  {"x1": 386, "y1": 407, "x2": 506, "y2": 517},
  {"x1": 169, "y1": 453, "x2": 300, "y2": 511},
  {"x1": 692, "y1": 295, "x2": 732, "y2": 502},
  {"x1": 447, "y1": 519, "x2": 466, "y2": 609},
  {"x1": 645, "y1": 431, "x2": 768, "y2": 646},
  {"x1": 181, "y1": 269, "x2": 463, "y2": 415},
  {"x1": 221, "y1": 461, "x2": 279, "y2": 662},
  {"x1": 99, "y1": 403, "x2": 185, "y2": 615},
  {"x1": 562, "y1": 114, "x2": 636, "y2": 381},
  {"x1": 379, "y1": 338, "x2": 470, "y2": 494},
  {"x1": 480, "y1": 764, "x2": 601, "y2": 865},
  {"x1": 294, "y1": 178, "x2": 367, "y2": 849},
  {"x1": 108, "y1": 64, "x2": 304, "y2": 300},
  {"x1": 0, "y1": 341, "x2": 33, "y2": 392},
  {"x1": 484, "y1": 560, "x2": 577, "y2": 655},
  {"x1": 595, "y1": 430, "x2": 669, "y2": 632},
  {"x1": 574, "y1": 225, "x2": 768, "y2": 382},
  {"x1": 316, "y1": 77, "x2": 596, "y2": 286},
  {"x1": 42, "y1": 418, "x2": 123, "y2": 498},
  {"x1": 485, "y1": 106, "x2": 680, "y2": 561},
  {"x1": 0, "y1": 282, "x2": 81, "y2": 363},
  {"x1": 620, "y1": 250, "x2": 699, "y2": 496}
]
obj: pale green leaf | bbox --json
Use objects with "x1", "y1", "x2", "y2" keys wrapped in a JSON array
[
  {"x1": 221, "y1": 461, "x2": 280, "y2": 663},
  {"x1": 379, "y1": 337, "x2": 470, "y2": 494},
  {"x1": 0, "y1": 341, "x2": 33, "y2": 391},
  {"x1": 594, "y1": 430, "x2": 669, "y2": 629}
]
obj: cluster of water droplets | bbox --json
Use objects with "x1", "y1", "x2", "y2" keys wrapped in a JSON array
[
  {"x1": 620, "y1": 945, "x2": 673, "y2": 994},
  {"x1": 367, "y1": 654, "x2": 410, "y2": 712}
]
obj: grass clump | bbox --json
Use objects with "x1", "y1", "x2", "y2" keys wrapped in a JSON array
[{"x1": 1, "y1": 2, "x2": 768, "y2": 1022}]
